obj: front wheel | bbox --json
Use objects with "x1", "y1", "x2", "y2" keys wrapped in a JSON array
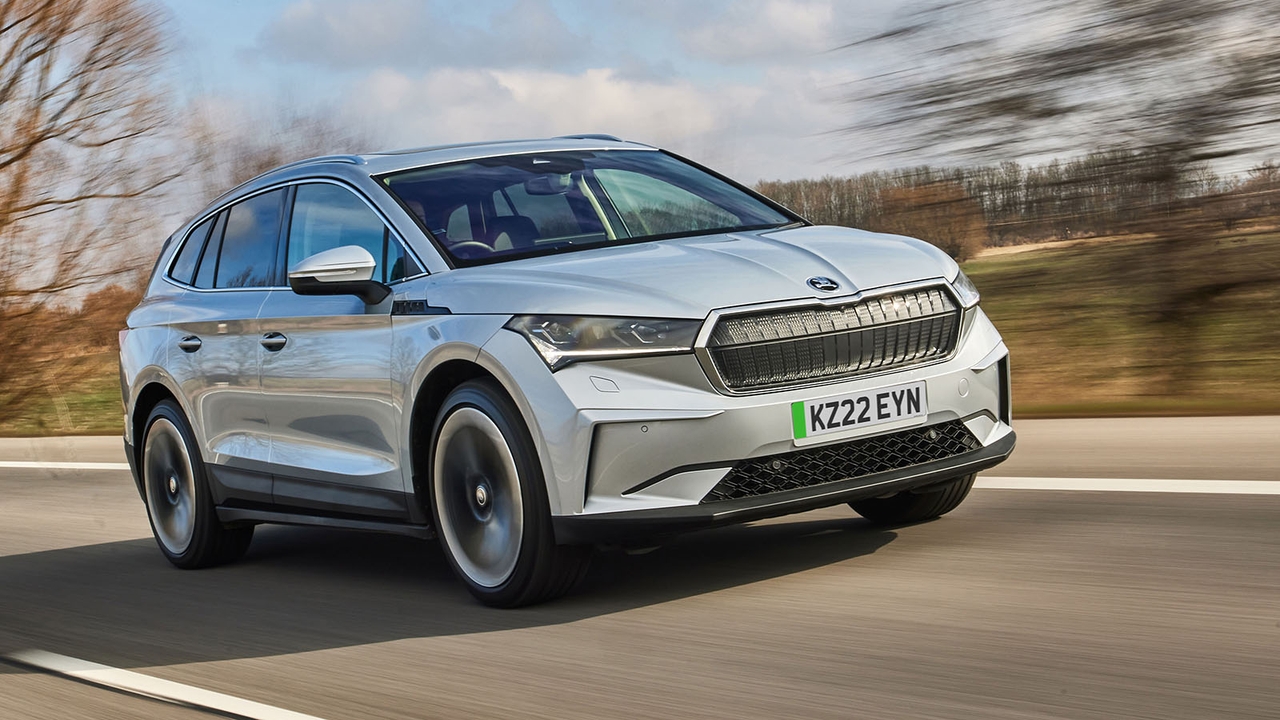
[
  {"x1": 430, "y1": 379, "x2": 591, "y2": 607},
  {"x1": 849, "y1": 473, "x2": 976, "y2": 525}
]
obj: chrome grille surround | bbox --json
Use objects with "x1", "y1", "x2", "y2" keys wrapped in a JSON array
[{"x1": 700, "y1": 286, "x2": 961, "y2": 393}]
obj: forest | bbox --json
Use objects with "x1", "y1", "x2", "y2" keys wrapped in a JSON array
[{"x1": 757, "y1": 151, "x2": 1280, "y2": 260}]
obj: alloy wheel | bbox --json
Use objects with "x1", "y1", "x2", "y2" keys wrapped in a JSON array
[
  {"x1": 143, "y1": 417, "x2": 198, "y2": 555},
  {"x1": 433, "y1": 407, "x2": 525, "y2": 588}
]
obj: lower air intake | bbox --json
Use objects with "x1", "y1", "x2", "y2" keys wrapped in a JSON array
[{"x1": 702, "y1": 420, "x2": 981, "y2": 503}]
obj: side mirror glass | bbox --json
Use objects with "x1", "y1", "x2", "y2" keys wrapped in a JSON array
[{"x1": 288, "y1": 245, "x2": 390, "y2": 304}]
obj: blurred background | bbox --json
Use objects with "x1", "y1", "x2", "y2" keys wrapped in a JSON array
[{"x1": 2, "y1": 0, "x2": 1278, "y2": 435}]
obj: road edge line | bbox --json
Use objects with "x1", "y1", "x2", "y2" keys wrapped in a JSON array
[
  {"x1": 5, "y1": 650, "x2": 327, "y2": 720},
  {"x1": 0, "y1": 461, "x2": 130, "y2": 470},
  {"x1": 977, "y1": 476, "x2": 1280, "y2": 494}
]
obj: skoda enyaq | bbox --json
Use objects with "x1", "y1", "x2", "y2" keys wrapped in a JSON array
[{"x1": 120, "y1": 136, "x2": 1015, "y2": 606}]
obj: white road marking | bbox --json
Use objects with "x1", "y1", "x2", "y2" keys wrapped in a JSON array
[
  {"x1": 6, "y1": 650, "x2": 327, "y2": 720},
  {"x1": 0, "y1": 461, "x2": 129, "y2": 470},
  {"x1": 978, "y1": 476, "x2": 1280, "y2": 494}
]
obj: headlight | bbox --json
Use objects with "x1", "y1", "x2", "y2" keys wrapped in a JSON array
[
  {"x1": 951, "y1": 269, "x2": 980, "y2": 308},
  {"x1": 505, "y1": 315, "x2": 703, "y2": 370}
]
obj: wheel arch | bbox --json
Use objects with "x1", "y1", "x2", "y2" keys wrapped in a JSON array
[
  {"x1": 127, "y1": 367, "x2": 189, "y2": 431},
  {"x1": 405, "y1": 356, "x2": 562, "y2": 520},
  {"x1": 125, "y1": 371, "x2": 187, "y2": 498},
  {"x1": 407, "y1": 358, "x2": 496, "y2": 514}
]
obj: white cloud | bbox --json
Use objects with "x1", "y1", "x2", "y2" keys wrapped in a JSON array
[
  {"x1": 682, "y1": 0, "x2": 839, "y2": 62},
  {"x1": 363, "y1": 67, "x2": 717, "y2": 146},
  {"x1": 257, "y1": 0, "x2": 419, "y2": 68},
  {"x1": 257, "y1": 0, "x2": 590, "y2": 71},
  {"x1": 357, "y1": 64, "x2": 859, "y2": 181},
  {"x1": 226, "y1": 0, "x2": 912, "y2": 180}
]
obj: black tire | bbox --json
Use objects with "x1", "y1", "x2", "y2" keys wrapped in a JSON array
[
  {"x1": 140, "y1": 399, "x2": 254, "y2": 569},
  {"x1": 849, "y1": 473, "x2": 976, "y2": 526},
  {"x1": 429, "y1": 379, "x2": 591, "y2": 607}
]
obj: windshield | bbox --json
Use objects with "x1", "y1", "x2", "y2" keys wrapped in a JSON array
[{"x1": 380, "y1": 150, "x2": 796, "y2": 266}]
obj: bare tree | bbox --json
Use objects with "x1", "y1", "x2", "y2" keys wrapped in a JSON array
[
  {"x1": 875, "y1": 182, "x2": 986, "y2": 261},
  {"x1": 0, "y1": 0, "x2": 171, "y2": 422},
  {"x1": 842, "y1": 0, "x2": 1280, "y2": 385},
  {"x1": 758, "y1": 172, "x2": 987, "y2": 259},
  {"x1": 182, "y1": 100, "x2": 381, "y2": 210}
]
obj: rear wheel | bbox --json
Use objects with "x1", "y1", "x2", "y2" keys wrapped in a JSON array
[
  {"x1": 849, "y1": 473, "x2": 976, "y2": 525},
  {"x1": 141, "y1": 400, "x2": 253, "y2": 568},
  {"x1": 430, "y1": 379, "x2": 591, "y2": 607}
]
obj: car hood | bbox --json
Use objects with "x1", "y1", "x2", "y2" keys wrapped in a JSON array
[{"x1": 423, "y1": 225, "x2": 961, "y2": 318}]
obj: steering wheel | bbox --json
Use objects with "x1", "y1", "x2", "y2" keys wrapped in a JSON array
[{"x1": 447, "y1": 241, "x2": 496, "y2": 259}]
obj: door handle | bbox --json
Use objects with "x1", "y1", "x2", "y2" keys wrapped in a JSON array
[
  {"x1": 177, "y1": 336, "x2": 202, "y2": 353},
  {"x1": 260, "y1": 332, "x2": 287, "y2": 352}
]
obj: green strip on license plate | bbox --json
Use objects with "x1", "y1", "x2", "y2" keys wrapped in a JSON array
[{"x1": 791, "y1": 400, "x2": 807, "y2": 439}]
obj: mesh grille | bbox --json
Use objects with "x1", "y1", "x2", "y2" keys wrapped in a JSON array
[
  {"x1": 707, "y1": 288, "x2": 960, "y2": 391},
  {"x1": 702, "y1": 420, "x2": 980, "y2": 503}
]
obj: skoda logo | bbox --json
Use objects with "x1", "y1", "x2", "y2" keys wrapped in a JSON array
[{"x1": 807, "y1": 276, "x2": 840, "y2": 292}]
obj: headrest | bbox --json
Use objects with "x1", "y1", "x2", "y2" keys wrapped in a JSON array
[{"x1": 489, "y1": 215, "x2": 539, "y2": 250}]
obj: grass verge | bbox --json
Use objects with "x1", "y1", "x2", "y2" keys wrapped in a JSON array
[
  {"x1": 0, "y1": 353, "x2": 123, "y2": 437},
  {"x1": 966, "y1": 228, "x2": 1280, "y2": 417}
]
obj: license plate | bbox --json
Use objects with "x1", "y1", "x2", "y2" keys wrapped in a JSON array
[{"x1": 791, "y1": 381, "x2": 927, "y2": 440}]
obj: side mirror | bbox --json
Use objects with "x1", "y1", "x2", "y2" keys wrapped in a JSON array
[{"x1": 288, "y1": 246, "x2": 390, "y2": 305}]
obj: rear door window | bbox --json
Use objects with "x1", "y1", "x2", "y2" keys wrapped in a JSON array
[{"x1": 215, "y1": 189, "x2": 285, "y2": 289}]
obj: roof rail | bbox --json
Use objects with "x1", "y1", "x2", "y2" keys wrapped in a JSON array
[
  {"x1": 270, "y1": 154, "x2": 365, "y2": 172},
  {"x1": 210, "y1": 154, "x2": 366, "y2": 208},
  {"x1": 556, "y1": 134, "x2": 625, "y2": 142},
  {"x1": 376, "y1": 140, "x2": 510, "y2": 156}
]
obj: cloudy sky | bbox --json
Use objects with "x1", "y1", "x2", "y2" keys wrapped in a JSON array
[{"x1": 159, "y1": 0, "x2": 908, "y2": 182}]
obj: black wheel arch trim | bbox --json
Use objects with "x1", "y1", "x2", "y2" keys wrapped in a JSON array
[{"x1": 124, "y1": 438, "x2": 142, "y2": 500}]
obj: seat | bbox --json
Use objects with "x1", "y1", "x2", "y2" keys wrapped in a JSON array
[
  {"x1": 405, "y1": 200, "x2": 428, "y2": 224},
  {"x1": 488, "y1": 216, "x2": 539, "y2": 251}
]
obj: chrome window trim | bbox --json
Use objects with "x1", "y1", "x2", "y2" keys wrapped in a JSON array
[
  {"x1": 372, "y1": 144, "x2": 660, "y2": 177},
  {"x1": 163, "y1": 177, "x2": 429, "y2": 293},
  {"x1": 692, "y1": 278, "x2": 966, "y2": 396},
  {"x1": 160, "y1": 277, "x2": 276, "y2": 294}
]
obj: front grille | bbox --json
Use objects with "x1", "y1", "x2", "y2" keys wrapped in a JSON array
[
  {"x1": 702, "y1": 420, "x2": 980, "y2": 503},
  {"x1": 706, "y1": 287, "x2": 960, "y2": 391}
]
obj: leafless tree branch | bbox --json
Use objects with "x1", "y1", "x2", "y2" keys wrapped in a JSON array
[{"x1": 0, "y1": 0, "x2": 170, "y2": 421}]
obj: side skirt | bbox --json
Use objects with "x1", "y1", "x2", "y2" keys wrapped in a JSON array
[{"x1": 216, "y1": 506, "x2": 435, "y2": 540}]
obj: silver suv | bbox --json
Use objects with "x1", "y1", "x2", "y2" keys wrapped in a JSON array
[{"x1": 121, "y1": 136, "x2": 1015, "y2": 606}]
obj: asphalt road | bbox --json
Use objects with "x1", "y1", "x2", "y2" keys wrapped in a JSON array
[{"x1": 1, "y1": 418, "x2": 1277, "y2": 719}]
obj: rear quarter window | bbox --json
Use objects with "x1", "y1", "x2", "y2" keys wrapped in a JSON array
[
  {"x1": 192, "y1": 213, "x2": 225, "y2": 289},
  {"x1": 168, "y1": 216, "x2": 214, "y2": 285}
]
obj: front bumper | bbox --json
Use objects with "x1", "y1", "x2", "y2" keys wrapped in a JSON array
[
  {"x1": 124, "y1": 438, "x2": 143, "y2": 500},
  {"x1": 553, "y1": 428, "x2": 1015, "y2": 544},
  {"x1": 479, "y1": 304, "x2": 1015, "y2": 540}
]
